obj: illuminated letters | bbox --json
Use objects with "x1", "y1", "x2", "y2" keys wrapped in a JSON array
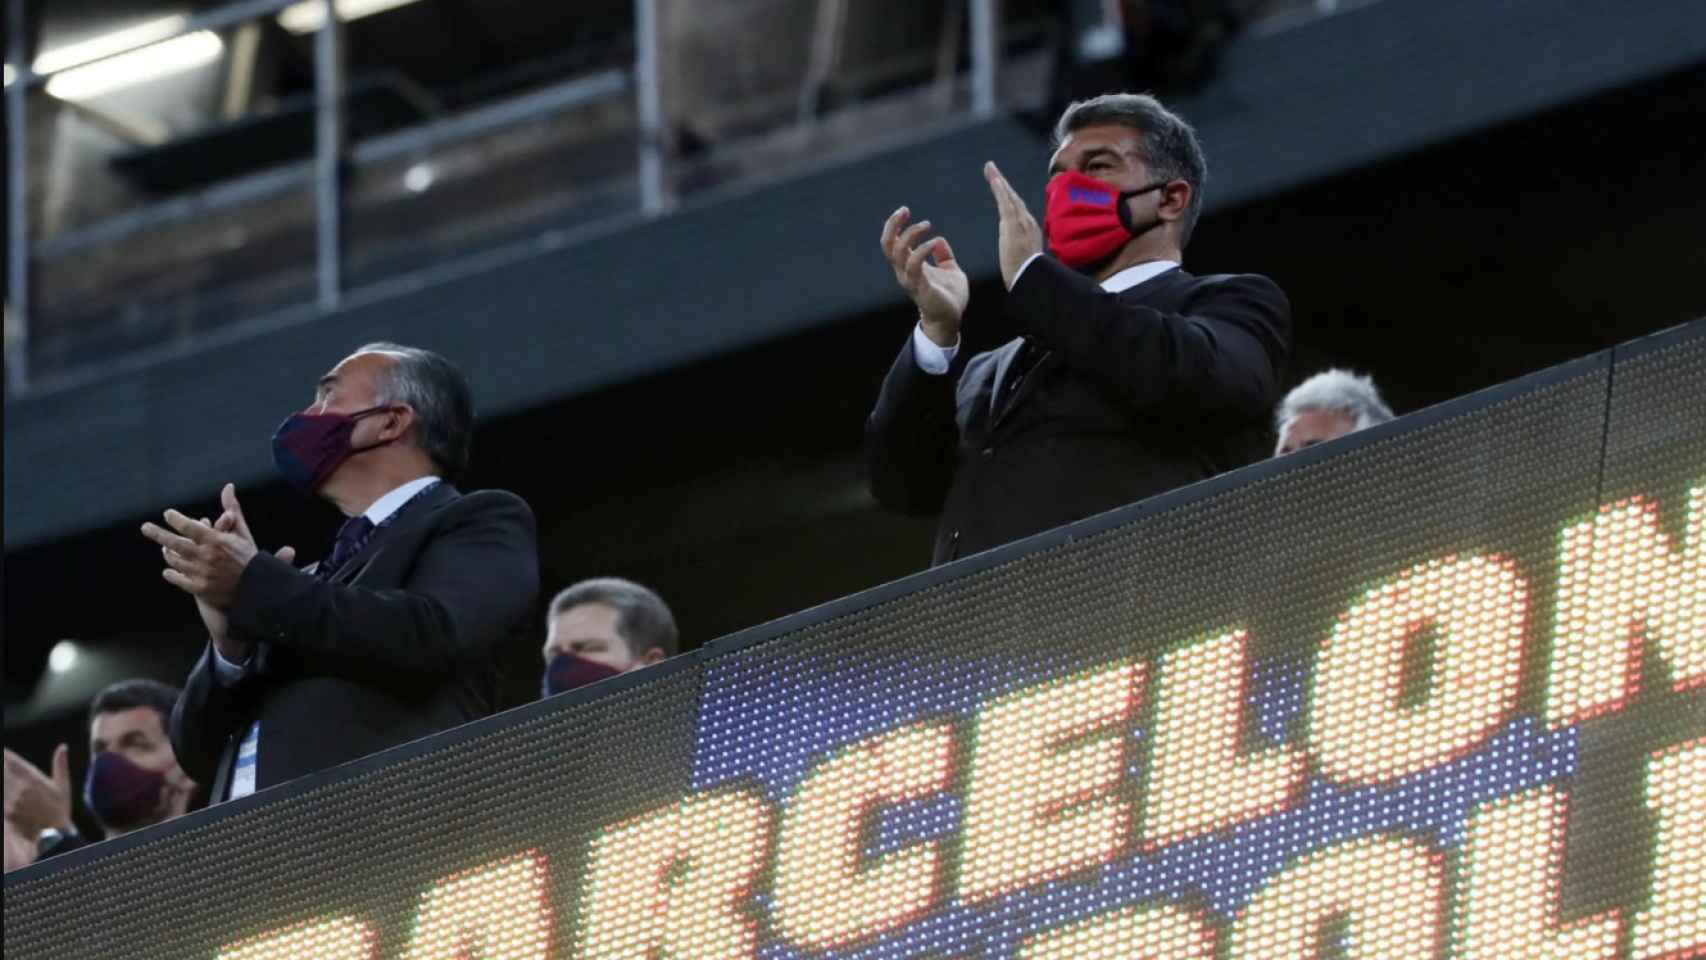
[
  {"x1": 218, "y1": 918, "x2": 375, "y2": 960},
  {"x1": 1310, "y1": 554, "x2": 1529, "y2": 784},
  {"x1": 178, "y1": 485, "x2": 1706, "y2": 960},
  {"x1": 1229, "y1": 834, "x2": 1445, "y2": 959},
  {"x1": 1547, "y1": 489, "x2": 1706, "y2": 727},
  {"x1": 1633, "y1": 738, "x2": 1706, "y2": 960},
  {"x1": 958, "y1": 661, "x2": 1141, "y2": 902},
  {"x1": 1456, "y1": 787, "x2": 1620, "y2": 959},
  {"x1": 576, "y1": 790, "x2": 770, "y2": 960},
  {"x1": 1141, "y1": 630, "x2": 1305, "y2": 846},
  {"x1": 1019, "y1": 904, "x2": 1216, "y2": 959},
  {"x1": 401, "y1": 851, "x2": 550, "y2": 960},
  {"x1": 772, "y1": 720, "x2": 954, "y2": 949}
]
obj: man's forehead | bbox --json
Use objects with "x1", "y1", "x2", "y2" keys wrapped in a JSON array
[
  {"x1": 1053, "y1": 123, "x2": 1142, "y2": 156},
  {"x1": 552, "y1": 602, "x2": 622, "y2": 633},
  {"x1": 91, "y1": 706, "x2": 164, "y2": 740},
  {"x1": 321, "y1": 350, "x2": 397, "y2": 384}
]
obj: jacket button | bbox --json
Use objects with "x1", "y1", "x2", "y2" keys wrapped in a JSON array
[{"x1": 981, "y1": 446, "x2": 994, "y2": 458}]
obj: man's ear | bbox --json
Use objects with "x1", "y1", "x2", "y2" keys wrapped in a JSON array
[
  {"x1": 382, "y1": 404, "x2": 417, "y2": 442},
  {"x1": 1158, "y1": 180, "x2": 1191, "y2": 223},
  {"x1": 639, "y1": 647, "x2": 667, "y2": 667}
]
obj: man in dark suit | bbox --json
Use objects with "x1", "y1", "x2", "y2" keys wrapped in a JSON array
[
  {"x1": 868, "y1": 93, "x2": 1291, "y2": 565},
  {"x1": 143, "y1": 343, "x2": 538, "y2": 801}
]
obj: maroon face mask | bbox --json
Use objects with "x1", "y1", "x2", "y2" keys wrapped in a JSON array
[
  {"x1": 1043, "y1": 170, "x2": 1168, "y2": 271},
  {"x1": 271, "y1": 405, "x2": 391, "y2": 493},
  {"x1": 83, "y1": 751, "x2": 167, "y2": 833},
  {"x1": 542, "y1": 652, "x2": 625, "y2": 698}
]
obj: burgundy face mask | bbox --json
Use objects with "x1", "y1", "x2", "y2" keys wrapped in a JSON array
[
  {"x1": 1043, "y1": 170, "x2": 1168, "y2": 271},
  {"x1": 83, "y1": 751, "x2": 167, "y2": 833},
  {"x1": 542, "y1": 652, "x2": 626, "y2": 698},
  {"x1": 271, "y1": 405, "x2": 390, "y2": 493}
]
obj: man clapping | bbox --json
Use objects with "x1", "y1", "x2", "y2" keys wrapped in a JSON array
[
  {"x1": 143, "y1": 343, "x2": 538, "y2": 802},
  {"x1": 867, "y1": 93, "x2": 1292, "y2": 564}
]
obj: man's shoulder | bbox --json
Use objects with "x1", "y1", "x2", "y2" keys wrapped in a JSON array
[
  {"x1": 432, "y1": 487, "x2": 534, "y2": 524},
  {"x1": 1172, "y1": 269, "x2": 1286, "y2": 301},
  {"x1": 399, "y1": 488, "x2": 536, "y2": 558}
]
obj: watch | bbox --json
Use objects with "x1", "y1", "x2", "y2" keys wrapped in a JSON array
[{"x1": 36, "y1": 826, "x2": 80, "y2": 858}]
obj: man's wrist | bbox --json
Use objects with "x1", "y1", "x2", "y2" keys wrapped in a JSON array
[
  {"x1": 1012, "y1": 252, "x2": 1044, "y2": 287},
  {"x1": 213, "y1": 636, "x2": 252, "y2": 664},
  {"x1": 36, "y1": 825, "x2": 79, "y2": 857},
  {"x1": 911, "y1": 322, "x2": 960, "y2": 375},
  {"x1": 918, "y1": 314, "x2": 960, "y2": 348}
]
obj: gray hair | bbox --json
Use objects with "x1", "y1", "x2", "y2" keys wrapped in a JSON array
[
  {"x1": 549, "y1": 577, "x2": 680, "y2": 659},
  {"x1": 1052, "y1": 93, "x2": 1208, "y2": 246},
  {"x1": 355, "y1": 342, "x2": 474, "y2": 481},
  {"x1": 1275, "y1": 369, "x2": 1395, "y2": 437}
]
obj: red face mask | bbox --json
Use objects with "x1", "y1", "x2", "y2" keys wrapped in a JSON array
[{"x1": 1043, "y1": 170, "x2": 1169, "y2": 270}]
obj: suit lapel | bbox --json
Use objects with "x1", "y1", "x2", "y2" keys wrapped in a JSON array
[
  {"x1": 993, "y1": 346, "x2": 1055, "y2": 429},
  {"x1": 955, "y1": 349, "x2": 1001, "y2": 440},
  {"x1": 992, "y1": 268, "x2": 1191, "y2": 428},
  {"x1": 988, "y1": 337, "x2": 1027, "y2": 404}
]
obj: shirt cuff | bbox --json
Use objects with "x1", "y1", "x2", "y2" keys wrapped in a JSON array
[
  {"x1": 911, "y1": 323, "x2": 960, "y2": 375},
  {"x1": 1013, "y1": 252, "x2": 1044, "y2": 286},
  {"x1": 210, "y1": 644, "x2": 250, "y2": 687}
]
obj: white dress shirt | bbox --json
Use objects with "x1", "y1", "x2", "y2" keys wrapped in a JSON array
[
  {"x1": 911, "y1": 255, "x2": 1181, "y2": 374},
  {"x1": 211, "y1": 475, "x2": 442, "y2": 799}
]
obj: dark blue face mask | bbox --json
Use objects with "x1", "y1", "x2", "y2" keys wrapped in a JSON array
[
  {"x1": 542, "y1": 652, "x2": 624, "y2": 698},
  {"x1": 83, "y1": 751, "x2": 166, "y2": 833}
]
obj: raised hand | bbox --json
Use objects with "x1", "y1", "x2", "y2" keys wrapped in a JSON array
[
  {"x1": 214, "y1": 486, "x2": 296, "y2": 571},
  {"x1": 880, "y1": 206, "x2": 969, "y2": 347},
  {"x1": 984, "y1": 162, "x2": 1045, "y2": 290},
  {"x1": 3, "y1": 745, "x2": 73, "y2": 841},
  {"x1": 143, "y1": 486, "x2": 295, "y2": 627}
]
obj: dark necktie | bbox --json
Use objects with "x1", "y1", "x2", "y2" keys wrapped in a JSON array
[{"x1": 317, "y1": 515, "x2": 376, "y2": 581}]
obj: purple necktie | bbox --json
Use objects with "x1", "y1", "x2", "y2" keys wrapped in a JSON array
[{"x1": 317, "y1": 515, "x2": 376, "y2": 581}]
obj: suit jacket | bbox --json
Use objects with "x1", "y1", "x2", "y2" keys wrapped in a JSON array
[
  {"x1": 867, "y1": 256, "x2": 1291, "y2": 565},
  {"x1": 170, "y1": 483, "x2": 540, "y2": 799}
]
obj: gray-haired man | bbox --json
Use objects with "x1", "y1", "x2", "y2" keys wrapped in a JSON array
[
  {"x1": 147, "y1": 343, "x2": 539, "y2": 803},
  {"x1": 541, "y1": 578, "x2": 679, "y2": 697},
  {"x1": 1273, "y1": 368, "x2": 1395, "y2": 456}
]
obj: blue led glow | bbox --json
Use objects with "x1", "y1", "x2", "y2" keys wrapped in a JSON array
[
  {"x1": 696, "y1": 653, "x2": 1580, "y2": 960},
  {"x1": 1249, "y1": 656, "x2": 1306, "y2": 745}
]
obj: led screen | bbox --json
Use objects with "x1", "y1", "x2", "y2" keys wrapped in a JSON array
[{"x1": 4, "y1": 323, "x2": 1702, "y2": 960}]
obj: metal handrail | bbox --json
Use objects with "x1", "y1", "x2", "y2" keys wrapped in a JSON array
[
  {"x1": 3, "y1": 0, "x2": 1002, "y2": 395},
  {"x1": 31, "y1": 69, "x2": 634, "y2": 260}
]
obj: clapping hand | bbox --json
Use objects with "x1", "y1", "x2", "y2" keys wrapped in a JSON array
[
  {"x1": 984, "y1": 161, "x2": 1044, "y2": 290},
  {"x1": 880, "y1": 206, "x2": 969, "y2": 347},
  {"x1": 2, "y1": 745, "x2": 72, "y2": 841},
  {"x1": 142, "y1": 485, "x2": 294, "y2": 660}
]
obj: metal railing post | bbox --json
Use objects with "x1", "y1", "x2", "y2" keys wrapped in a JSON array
[
  {"x1": 634, "y1": 0, "x2": 667, "y2": 216},
  {"x1": 969, "y1": 0, "x2": 999, "y2": 117},
  {"x1": 6, "y1": 0, "x2": 31, "y2": 392},
  {"x1": 313, "y1": 0, "x2": 345, "y2": 312}
]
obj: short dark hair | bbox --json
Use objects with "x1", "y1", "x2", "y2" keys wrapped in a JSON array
[
  {"x1": 548, "y1": 578, "x2": 680, "y2": 659},
  {"x1": 1052, "y1": 93, "x2": 1208, "y2": 246},
  {"x1": 88, "y1": 679, "x2": 180, "y2": 732},
  {"x1": 355, "y1": 342, "x2": 475, "y2": 481}
]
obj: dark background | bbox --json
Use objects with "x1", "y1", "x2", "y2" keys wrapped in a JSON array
[{"x1": 4, "y1": 0, "x2": 1705, "y2": 844}]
